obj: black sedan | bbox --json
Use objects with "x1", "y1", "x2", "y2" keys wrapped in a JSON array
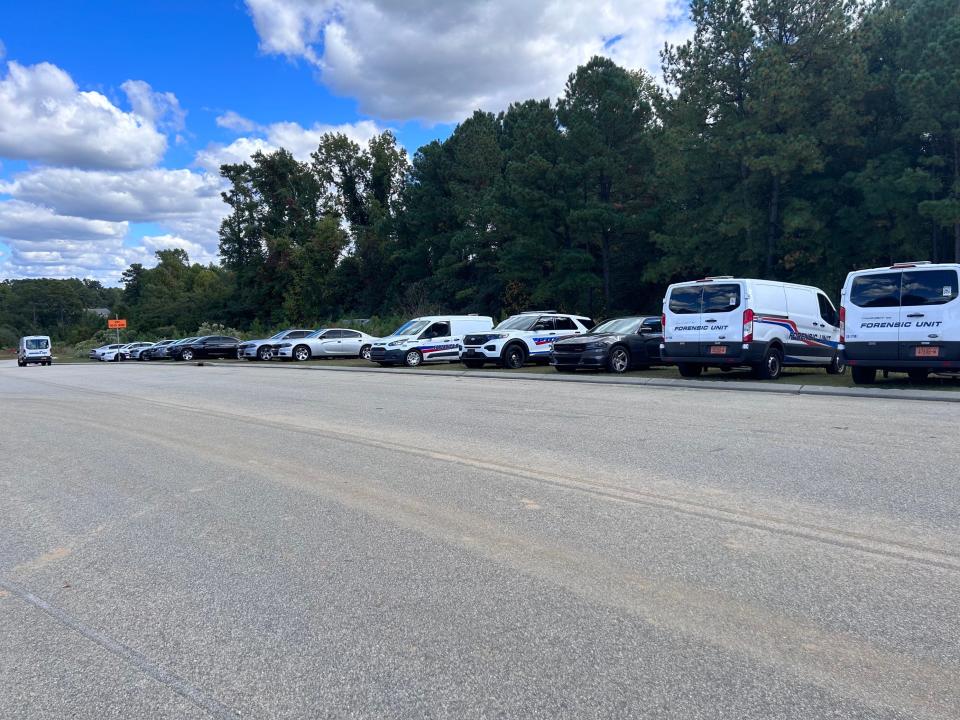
[
  {"x1": 170, "y1": 335, "x2": 240, "y2": 361},
  {"x1": 550, "y1": 316, "x2": 664, "y2": 373}
]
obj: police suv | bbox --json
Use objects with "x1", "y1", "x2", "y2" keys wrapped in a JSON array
[
  {"x1": 369, "y1": 315, "x2": 494, "y2": 367},
  {"x1": 840, "y1": 261, "x2": 960, "y2": 384},
  {"x1": 460, "y1": 311, "x2": 594, "y2": 369},
  {"x1": 661, "y1": 277, "x2": 843, "y2": 380}
]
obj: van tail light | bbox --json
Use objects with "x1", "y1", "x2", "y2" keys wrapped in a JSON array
[
  {"x1": 661, "y1": 313, "x2": 666, "y2": 332},
  {"x1": 742, "y1": 308, "x2": 754, "y2": 343},
  {"x1": 839, "y1": 306, "x2": 846, "y2": 344}
]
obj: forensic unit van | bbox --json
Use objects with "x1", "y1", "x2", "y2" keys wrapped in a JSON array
[
  {"x1": 369, "y1": 315, "x2": 494, "y2": 367},
  {"x1": 18, "y1": 335, "x2": 52, "y2": 366},
  {"x1": 840, "y1": 261, "x2": 960, "y2": 384},
  {"x1": 460, "y1": 311, "x2": 594, "y2": 369},
  {"x1": 661, "y1": 277, "x2": 843, "y2": 380}
]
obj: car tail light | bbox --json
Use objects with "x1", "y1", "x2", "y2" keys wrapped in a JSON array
[
  {"x1": 661, "y1": 313, "x2": 666, "y2": 331},
  {"x1": 839, "y1": 306, "x2": 845, "y2": 344},
  {"x1": 742, "y1": 308, "x2": 754, "y2": 343}
]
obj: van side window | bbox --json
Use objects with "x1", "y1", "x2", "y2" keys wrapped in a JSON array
[
  {"x1": 702, "y1": 284, "x2": 741, "y2": 313},
  {"x1": 422, "y1": 322, "x2": 450, "y2": 338},
  {"x1": 901, "y1": 270, "x2": 958, "y2": 306},
  {"x1": 817, "y1": 294, "x2": 838, "y2": 326},
  {"x1": 668, "y1": 287, "x2": 701, "y2": 314},
  {"x1": 850, "y1": 273, "x2": 900, "y2": 307}
]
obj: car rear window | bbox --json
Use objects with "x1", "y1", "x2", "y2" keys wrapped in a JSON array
[
  {"x1": 668, "y1": 286, "x2": 701, "y2": 314},
  {"x1": 901, "y1": 270, "x2": 959, "y2": 306},
  {"x1": 702, "y1": 284, "x2": 741, "y2": 313},
  {"x1": 850, "y1": 273, "x2": 901, "y2": 307}
]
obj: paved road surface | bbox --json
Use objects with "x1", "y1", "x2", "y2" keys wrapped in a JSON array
[{"x1": 1, "y1": 361, "x2": 958, "y2": 719}]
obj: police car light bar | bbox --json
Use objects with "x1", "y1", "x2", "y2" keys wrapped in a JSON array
[{"x1": 890, "y1": 261, "x2": 931, "y2": 268}]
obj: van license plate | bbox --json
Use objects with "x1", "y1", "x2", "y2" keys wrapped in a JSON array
[
  {"x1": 709, "y1": 346, "x2": 727, "y2": 355},
  {"x1": 915, "y1": 347, "x2": 939, "y2": 357}
]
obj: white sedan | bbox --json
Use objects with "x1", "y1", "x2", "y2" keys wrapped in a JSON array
[{"x1": 275, "y1": 328, "x2": 381, "y2": 361}]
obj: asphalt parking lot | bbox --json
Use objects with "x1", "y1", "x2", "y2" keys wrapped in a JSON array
[{"x1": 2, "y1": 361, "x2": 958, "y2": 719}]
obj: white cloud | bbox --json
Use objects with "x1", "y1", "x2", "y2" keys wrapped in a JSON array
[
  {"x1": 197, "y1": 116, "x2": 382, "y2": 170},
  {"x1": 244, "y1": 0, "x2": 691, "y2": 122},
  {"x1": 121, "y1": 79, "x2": 187, "y2": 133},
  {"x1": 0, "y1": 60, "x2": 171, "y2": 169},
  {"x1": 216, "y1": 110, "x2": 262, "y2": 133}
]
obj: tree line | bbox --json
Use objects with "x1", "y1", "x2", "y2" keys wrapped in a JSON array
[{"x1": 4, "y1": 0, "x2": 959, "y2": 343}]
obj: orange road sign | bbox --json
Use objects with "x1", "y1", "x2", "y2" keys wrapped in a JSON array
[{"x1": 108, "y1": 319, "x2": 127, "y2": 329}]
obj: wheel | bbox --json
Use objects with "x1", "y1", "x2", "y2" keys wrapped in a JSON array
[
  {"x1": 851, "y1": 366, "x2": 876, "y2": 385},
  {"x1": 907, "y1": 369, "x2": 928, "y2": 384},
  {"x1": 463, "y1": 360, "x2": 485, "y2": 369},
  {"x1": 677, "y1": 363, "x2": 703, "y2": 378},
  {"x1": 500, "y1": 343, "x2": 527, "y2": 369},
  {"x1": 359, "y1": 345, "x2": 372, "y2": 361},
  {"x1": 826, "y1": 353, "x2": 846, "y2": 375},
  {"x1": 257, "y1": 346, "x2": 273, "y2": 361},
  {"x1": 180, "y1": 348, "x2": 194, "y2": 362},
  {"x1": 607, "y1": 346, "x2": 631, "y2": 374},
  {"x1": 293, "y1": 345, "x2": 311, "y2": 362},
  {"x1": 751, "y1": 346, "x2": 783, "y2": 380},
  {"x1": 404, "y1": 349, "x2": 423, "y2": 367},
  {"x1": 17, "y1": 359, "x2": 24, "y2": 367}
]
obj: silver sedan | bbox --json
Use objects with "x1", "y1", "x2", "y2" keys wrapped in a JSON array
[
  {"x1": 275, "y1": 328, "x2": 381, "y2": 361},
  {"x1": 237, "y1": 329, "x2": 316, "y2": 361}
]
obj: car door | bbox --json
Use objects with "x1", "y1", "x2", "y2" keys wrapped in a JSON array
[
  {"x1": 339, "y1": 330, "x2": 363, "y2": 356},
  {"x1": 529, "y1": 316, "x2": 557, "y2": 356},
  {"x1": 844, "y1": 271, "x2": 902, "y2": 362},
  {"x1": 700, "y1": 282, "x2": 743, "y2": 358},
  {"x1": 664, "y1": 284, "x2": 702, "y2": 356},
  {"x1": 898, "y1": 268, "x2": 960, "y2": 361},
  {"x1": 418, "y1": 321, "x2": 457, "y2": 361},
  {"x1": 636, "y1": 318, "x2": 663, "y2": 361},
  {"x1": 318, "y1": 330, "x2": 344, "y2": 355},
  {"x1": 816, "y1": 293, "x2": 841, "y2": 360}
]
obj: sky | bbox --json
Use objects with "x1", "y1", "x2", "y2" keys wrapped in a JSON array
[{"x1": 0, "y1": 0, "x2": 690, "y2": 284}]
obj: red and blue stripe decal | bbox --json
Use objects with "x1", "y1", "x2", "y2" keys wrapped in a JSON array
[{"x1": 756, "y1": 317, "x2": 838, "y2": 349}]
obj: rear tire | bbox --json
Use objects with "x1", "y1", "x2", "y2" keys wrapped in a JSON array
[
  {"x1": 826, "y1": 353, "x2": 846, "y2": 375},
  {"x1": 607, "y1": 346, "x2": 631, "y2": 374},
  {"x1": 463, "y1": 360, "x2": 485, "y2": 369},
  {"x1": 257, "y1": 346, "x2": 273, "y2": 361},
  {"x1": 751, "y1": 347, "x2": 783, "y2": 380},
  {"x1": 180, "y1": 349, "x2": 194, "y2": 362},
  {"x1": 501, "y1": 343, "x2": 527, "y2": 369},
  {"x1": 677, "y1": 363, "x2": 702, "y2": 378},
  {"x1": 851, "y1": 366, "x2": 876, "y2": 385},
  {"x1": 293, "y1": 345, "x2": 311, "y2": 362},
  {"x1": 907, "y1": 369, "x2": 929, "y2": 384},
  {"x1": 359, "y1": 345, "x2": 372, "y2": 361}
]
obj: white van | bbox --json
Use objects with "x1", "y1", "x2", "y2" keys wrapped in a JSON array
[
  {"x1": 18, "y1": 335, "x2": 52, "y2": 367},
  {"x1": 840, "y1": 261, "x2": 960, "y2": 384},
  {"x1": 369, "y1": 315, "x2": 494, "y2": 367},
  {"x1": 661, "y1": 277, "x2": 843, "y2": 380}
]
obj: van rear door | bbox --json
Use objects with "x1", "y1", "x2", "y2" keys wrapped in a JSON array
[
  {"x1": 844, "y1": 271, "x2": 902, "y2": 362},
  {"x1": 898, "y1": 268, "x2": 960, "y2": 362},
  {"x1": 665, "y1": 284, "x2": 703, "y2": 356},
  {"x1": 699, "y1": 282, "x2": 743, "y2": 358}
]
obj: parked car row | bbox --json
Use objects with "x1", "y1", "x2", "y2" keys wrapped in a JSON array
[{"x1": 76, "y1": 262, "x2": 958, "y2": 385}]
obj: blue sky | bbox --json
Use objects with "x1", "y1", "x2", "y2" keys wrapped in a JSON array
[{"x1": 0, "y1": 0, "x2": 689, "y2": 282}]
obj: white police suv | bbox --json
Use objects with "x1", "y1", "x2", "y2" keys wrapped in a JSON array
[
  {"x1": 460, "y1": 311, "x2": 594, "y2": 369},
  {"x1": 840, "y1": 261, "x2": 960, "y2": 384}
]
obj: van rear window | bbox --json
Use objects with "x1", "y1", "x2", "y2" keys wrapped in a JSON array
[
  {"x1": 850, "y1": 273, "x2": 900, "y2": 307},
  {"x1": 26, "y1": 338, "x2": 49, "y2": 349},
  {"x1": 901, "y1": 270, "x2": 958, "y2": 306},
  {"x1": 668, "y1": 287, "x2": 701, "y2": 314},
  {"x1": 702, "y1": 284, "x2": 741, "y2": 313}
]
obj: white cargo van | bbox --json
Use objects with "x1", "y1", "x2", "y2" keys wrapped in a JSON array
[
  {"x1": 840, "y1": 261, "x2": 960, "y2": 384},
  {"x1": 18, "y1": 335, "x2": 52, "y2": 366},
  {"x1": 661, "y1": 277, "x2": 843, "y2": 380},
  {"x1": 368, "y1": 315, "x2": 494, "y2": 367}
]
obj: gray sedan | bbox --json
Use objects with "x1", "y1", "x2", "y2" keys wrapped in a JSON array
[
  {"x1": 276, "y1": 329, "x2": 381, "y2": 361},
  {"x1": 237, "y1": 329, "x2": 315, "y2": 361}
]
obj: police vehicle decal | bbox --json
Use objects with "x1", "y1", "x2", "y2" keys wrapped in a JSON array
[
  {"x1": 419, "y1": 343, "x2": 459, "y2": 353},
  {"x1": 756, "y1": 317, "x2": 839, "y2": 349}
]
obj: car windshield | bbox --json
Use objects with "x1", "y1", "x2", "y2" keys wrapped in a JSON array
[
  {"x1": 590, "y1": 318, "x2": 643, "y2": 335},
  {"x1": 387, "y1": 320, "x2": 429, "y2": 337},
  {"x1": 26, "y1": 338, "x2": 49, "y2": 349},
  {"x1": 495, "y1": 315, "x2": 537, "y2": 331}
]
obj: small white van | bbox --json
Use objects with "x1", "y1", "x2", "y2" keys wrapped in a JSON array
[
  {"x1": 840, "y1": 261, "x2": 960, "y2": 384},
  {"x1": 661, "y1": 277, "x2": 843, "y2": 380},
  {"x1": 369, "y1": 315, "x2": 494, "y2": 367},
  {"x1": 18, "y1": 335, "x2": 52, "y2": 367}
]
